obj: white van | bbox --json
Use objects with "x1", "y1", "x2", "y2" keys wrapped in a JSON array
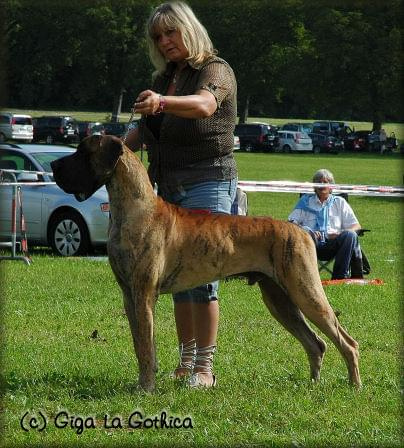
[{"x1": 0, "y1": 112, "x2": 33, "y2": 142}]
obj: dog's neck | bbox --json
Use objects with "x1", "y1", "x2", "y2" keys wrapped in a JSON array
[{"x1": 107, "y1": 147, "x2": 156, "y2": 214}]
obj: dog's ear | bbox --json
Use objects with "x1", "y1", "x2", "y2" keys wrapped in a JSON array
[{"x1": 99, "y1": 135, "x2": 124, "y2": 169}]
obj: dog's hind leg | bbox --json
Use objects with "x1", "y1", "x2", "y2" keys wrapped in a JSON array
[
  {"x1": 285, "y1": 274, "x2": 361, "y2": 387},
  {"x1": 258, "y1": 276, "x2": 327, "y2": 382}
]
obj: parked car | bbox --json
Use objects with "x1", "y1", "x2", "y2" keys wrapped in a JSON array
[
  {"x1": 308, "y1": 132, "x2": 343, "y2": 154},
  {"x1": 0, "y1": 143, "x2": 109, "y2": 256},
  {"x1": 0, "y1": 112, "x2": 33, "y2": 143},
  {"x1": 343, "y1": 130, "x2": 372, "y2": 151},
  {"x1": 276, "y1": 130, "x2": 313, "y2": 152},
  {"x1": 234, "y1": 123, "x2": 278, "y2": 152},
  {"x1": 312, "y1": 121, "x2": 353, "y2": 138},
  {"x1": 103, "y1": 122, "x2": 130, "y2": 138},
  {"x1": 33, "y1": 116, "x2": 79, "y2": 144},
  {"x1": 233, "y1": 135, "x2": 240, "y2": 151},
  {"x1": 77, "y1": 121, "x2": 105, "y2": 140},
  {"x1": 282, "y1": 122, "x2": 313, "y2": 134}
]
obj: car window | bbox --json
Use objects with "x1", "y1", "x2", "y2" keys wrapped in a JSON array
[
  {"x1": 49, "y1": 118, "x2": 61, "y2": 126},
  {"x1": 31, "y1": 152, "x2": 72, "y2": 173},
  {"x1": 0, "y1": 151, "x2": 39, "y2": 175},
  {"x1": 301, "y1": 125, "x2": 312, "y2": 133},
  {"x1": 0, "y1": 115, "x2": 9, "y2": 124},
  {"x1": 14, "y1": 117, "x2": 32, "y2": 125}
]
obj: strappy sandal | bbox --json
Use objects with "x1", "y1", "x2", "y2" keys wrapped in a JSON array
[
  {"x1": 188, "y1": 345, "x2": 217, "y2": 388},
  {"x1": 170, "y1": 339, "x2": 196, "y2": 379}
]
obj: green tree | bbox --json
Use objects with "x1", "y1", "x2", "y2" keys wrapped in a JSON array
[
  {"x1": 3, "y1": 0, "x2": 402, "y2": 125},
  {"x1": 4, "y1": 0, "x2": 152, "y2": 116},
  {"x1": 302, "y1": 0, "x2": 402, "y2": 127},
  {"x1": 68, "y1": 0, "x2": 152, "y2": 119},
  {"x1": 191, "y1": 0, "x2": 315, "y2": 122}
]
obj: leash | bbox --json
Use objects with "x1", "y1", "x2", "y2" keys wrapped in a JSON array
[{"x1": 122, "y1": 108, "x2": 145, "y2": 162}]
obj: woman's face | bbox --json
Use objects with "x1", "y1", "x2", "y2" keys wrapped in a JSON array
[
  {"x1": 314, "y1": 177, "x2": 332, "y2": 201},
  {"x1": 154, "y1": 26, "x2": 189, "y2": 62}
]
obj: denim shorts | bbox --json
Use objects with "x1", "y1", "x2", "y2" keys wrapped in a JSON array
[{"x1": 159, "y1": 179, "x2": 237, "y2": 303}]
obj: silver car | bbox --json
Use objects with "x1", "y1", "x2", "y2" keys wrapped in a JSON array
[
  {"x1": 277, "y1": 130, "x2": 313, "y2": 152},
  {"x1": 0, "y1": 143, "x2": 109, "y2": 256},
  {"x1": 0, "y1": 112, "x2": 33, "y2": 143}
]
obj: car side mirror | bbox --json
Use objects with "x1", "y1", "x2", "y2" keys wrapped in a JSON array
[{"x1": 16, "y1": 172, "x2": 39, "y2": 183}]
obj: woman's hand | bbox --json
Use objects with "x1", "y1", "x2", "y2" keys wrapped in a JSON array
[{"x1": 134, "y1": 90, "x2": 161, "y2": 115}]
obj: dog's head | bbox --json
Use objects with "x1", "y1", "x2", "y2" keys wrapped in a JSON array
[{"x1": 51, "y1": 134, "x2": 123, "y2": 201}]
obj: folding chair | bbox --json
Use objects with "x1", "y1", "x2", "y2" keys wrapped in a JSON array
[
  {"x1": 231, "y1": 187, "x2": 248, "y2": 216},
  {"x1": 318, "y1": 228, "x2": 371, "y2": 278}
]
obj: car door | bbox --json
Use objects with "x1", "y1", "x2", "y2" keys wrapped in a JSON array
[{"x1": 0, "y1": 151, "x2": 44, "y2": 241}]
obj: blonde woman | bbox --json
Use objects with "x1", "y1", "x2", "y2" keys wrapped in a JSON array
[{"x1": 126, "y1": 1, "x2": 238, "y2": 388}]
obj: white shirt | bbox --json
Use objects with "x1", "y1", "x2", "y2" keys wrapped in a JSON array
[{"x1": 288, "y1": 195, "x2": 359, "y2": 237}]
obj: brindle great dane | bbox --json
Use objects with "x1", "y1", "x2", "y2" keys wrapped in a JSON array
[{"x1": 51, "y1": 134, "x2": 361, "y2": 391}]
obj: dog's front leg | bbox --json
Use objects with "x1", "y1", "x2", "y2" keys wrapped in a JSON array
[{"x1": 123, "y1": 287, "x2": 157, "y2": 392}]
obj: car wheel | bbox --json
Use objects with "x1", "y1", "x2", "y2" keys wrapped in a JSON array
[
  {"x1": 283, "y1": 145, "x2": 291, "y2": 153},
  {"x1": 245, "y1": 143, "x2": 253, "y2": 152},
  {"x1": 313, "y1": 146, "x2": 321, "y2": 154},
  {"x1": 0, "y1": 133, "x2": 5, "y2": 143},
  {"x1": 49, "y1": 211, "x2": 90, "y2": 256},
  {"x1": 45, "y1": 135, "x2": 54, "y2": 144}
]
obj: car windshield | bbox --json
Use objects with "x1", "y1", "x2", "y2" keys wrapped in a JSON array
[{"x1": 31, "y1": 152, "x2": 73, "y2": 175}]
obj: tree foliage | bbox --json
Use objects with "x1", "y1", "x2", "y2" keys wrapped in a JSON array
[{"x1": 2, "y1": 0, "x2": 402, "y2": 126}]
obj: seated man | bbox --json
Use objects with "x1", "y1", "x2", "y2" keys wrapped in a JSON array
[{"x1": 288, "y1": 169, "x2": 362, "y2": 279}]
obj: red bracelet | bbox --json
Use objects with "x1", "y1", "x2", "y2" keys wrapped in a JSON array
[{"x1": 154, "y1": 95, "x2": 166, "y2": 114}]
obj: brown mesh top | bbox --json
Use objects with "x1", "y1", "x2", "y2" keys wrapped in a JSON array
[{"x1": 141, "y1": 56, "x2": 238, "y2": 188}]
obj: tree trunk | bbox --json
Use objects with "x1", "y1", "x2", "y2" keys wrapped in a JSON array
[
  {"x1": 111, "y1": 88, "x2": 124, "y2": 123},
  {"x1": 239, "y1": 94, "x2": 250, "y2": 124},
  {"x1": 372, "y1": 111, "x2": 383, "y2": 131}
]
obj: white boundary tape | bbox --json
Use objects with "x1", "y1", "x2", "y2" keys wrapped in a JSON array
[
  {"x1": 0, "y1": 168, "x2": 56, "y2": 186},
  {"x1": 1, "y1": 169, "x2": 403, "y2": 198},
  {"x1": 238, "y1": 181, "x2": 404, "y2": 198}
]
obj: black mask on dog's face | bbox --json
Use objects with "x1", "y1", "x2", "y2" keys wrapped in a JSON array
[{"x1": 51, "y1": 135, "x2": 123, "y2": 201}]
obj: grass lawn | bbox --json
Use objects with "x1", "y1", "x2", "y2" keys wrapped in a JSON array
[{"x1": 1, "y1": 152, "x2": 402, "y2": 447}]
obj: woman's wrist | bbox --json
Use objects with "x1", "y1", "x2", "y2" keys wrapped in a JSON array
[{"x1": 154, "y1": 95, "x2": 166, "y2": 114}]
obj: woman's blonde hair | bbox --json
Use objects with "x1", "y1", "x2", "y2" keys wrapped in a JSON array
[{"x1": 146, "y1": 1, "x2": 217, "y2": 73}]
